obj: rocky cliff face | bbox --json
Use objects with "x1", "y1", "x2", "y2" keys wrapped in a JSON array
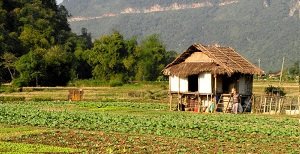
[
  {"x1": 263, "y1": 0, "x2": 271, "y2": 8},
  {"x1": 62, "y1": 0, "x2": 300, "y2": 71},
  {"x1": 67, "y1": 0, "x2": 300, "y2": 22},
  {"x1": 289, "y1": 0, "x2": 300, "y2": 18},
  {"x1": 68, "y1": 0, "x2": 239, "y2": 22}
]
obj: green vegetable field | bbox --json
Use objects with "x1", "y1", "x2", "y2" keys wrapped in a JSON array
[{"x1": 0, "y1": 101, "x2": 299, "y2": 153}]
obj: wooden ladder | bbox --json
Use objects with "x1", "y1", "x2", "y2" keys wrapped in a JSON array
[
  {"x1": 215, "y1": 94, "x2": 232, "y2": 113},
  {"x1": 242, "y1": 95, "x2": 254, "y2": 113}
]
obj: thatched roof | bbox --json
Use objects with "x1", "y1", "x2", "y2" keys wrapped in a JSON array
[{"x1": 163, "y1": 43, "x2": 263, "y2": 77}]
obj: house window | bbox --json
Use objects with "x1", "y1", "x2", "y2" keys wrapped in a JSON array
[{"x1": 188, "y1": 75, "x2": 198, "y2": 92}]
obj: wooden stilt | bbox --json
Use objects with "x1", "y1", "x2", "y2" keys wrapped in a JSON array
[
  {"x1": 298, "y1": 96, "x2": 300, "y2": 113},
  {"x1": 274, "y1": 97, "x2": 278, "y2": 114},
  {"x1": 214, "y1": 74, "x2": 217, "y2": 113},
  {"x1": 169, "y1": 76, "x2": 172, "y2": 111},
  {"x1": 197, "y1": 94, "x2": 202, "y2": 112},
  {"x1": 290, "y1": 99, "x2": 293, "y2": 115},
  {"x1": 169, "y1": 94, "x2": 172, "y2": 111},
  {"x1": 178, "y1": 94, "x2": 180, "y2": 111},
  {"x1": 251, "y1": 95, "x2": 255, "y2": 114},
  {"x1": 178, "y1": 76, "x2": 181, "y2": 111}
]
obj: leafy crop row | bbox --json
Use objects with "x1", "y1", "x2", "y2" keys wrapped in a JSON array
[{"x1": 0, "y1": 103, "x2": 299, "y2": 143}]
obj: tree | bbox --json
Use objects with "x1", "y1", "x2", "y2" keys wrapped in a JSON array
[
  {"x1": 134, "y1": 34, "x2": 173, "y2": 81},
  {"x1": 1, "y1": 0, "x2": 80, "y2": 86},
  {"x1": 43, "y1": 46, "x2": 73, "y2": 86},
  {"x1": 1, "y1": 52, "x2": 18, "y2": 80},
  {"x1": 15, "y1": 46, "x2": 73, "y2": 86},
  {"x1": 14, "y1": 48, "x2": 46, "y2": 86},
  {"x1": 87, "y1": 31, "x2": 130, "y2": 81},
  {"x1": 289, "y1": 61, "x2": 300, "y2": 79}
]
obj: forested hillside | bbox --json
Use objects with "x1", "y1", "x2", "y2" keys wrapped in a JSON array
[
  {"x1": 63, "y1": 0, "x2": 300, "y2": 71},
  {"x1": 0, "y1": 0, "x2": 175, "y2": 86}
]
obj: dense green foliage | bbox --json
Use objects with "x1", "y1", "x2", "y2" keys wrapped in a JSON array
[
  {"x1": 287, "y1": 61, "x2": 300, "y2": 79},
  {"x1": 85, "y1": 32, "x2": 176, "y2": 82},
  {"x1": 64, "y1": 0, "x2": 300, "y2": 71},
  {"x1": 0, "y1": 0, "x2": 175, "y2": 86},
  {"x1": 0, "y1": 0, "x2": 80, "y2": 85}
]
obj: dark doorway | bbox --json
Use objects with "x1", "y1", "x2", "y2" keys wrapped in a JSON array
[
  {"x1": 221, "y1": 74, "x2": 239, "y2": 93},
  {"x1": 188, "y1": 75, "x2": 198, "y2": 92}
]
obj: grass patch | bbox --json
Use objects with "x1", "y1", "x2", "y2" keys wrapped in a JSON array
[
  {"x1": 31, "y1": 97, "x2": 54, "y2": 102},
  {"x1": 0, "y1": 125, "x2": 48, "y2": 139},
  {"x1": 0, "y1": 141, "x2": 84, "y2": 153},
  {"x1": 0, "y1": 124, "x2": 85, "y2": 153}
]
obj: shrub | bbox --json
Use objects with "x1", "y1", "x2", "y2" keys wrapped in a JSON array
[
  {"x1": 109, "y1": 80, "x2": 123, "y2": 87},
  {"x1": 0, "y1": 96, "x2": 26, "y2": 101},
  {"x1": 264, "y1": 85, "x2": 286, "y2": 96}
]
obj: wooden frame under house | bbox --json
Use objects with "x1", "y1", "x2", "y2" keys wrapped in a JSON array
[{"x1": 163, "y1": 43, "x2": 264, "y2": 113}]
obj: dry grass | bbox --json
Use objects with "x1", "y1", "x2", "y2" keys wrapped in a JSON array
[
  {"x1": 253, "y1": 80, "x2": 299, "y2": 96},
  {"x1": 0, "y1": 83, "x2": 168, "y2": 102},
  {"x1": 0, "y1": 81, "x2": 298, "y2": 102}
]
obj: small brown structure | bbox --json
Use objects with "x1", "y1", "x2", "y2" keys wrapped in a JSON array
[
  {"x1": 163, "y1": 43, "x2": 264, "y2": 112},
  {"x1": 68, "y1": 89, "x2": 84, "y2": 101}
]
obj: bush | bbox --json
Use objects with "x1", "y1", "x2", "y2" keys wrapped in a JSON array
[
  {"x1": 12, "y1": 78, "x2": 28, "y2": 87},
  {"x1": 5, "y1": 87, "x2": 18, "y2": 93},
  {"x1": 0, "y1": 96, "x2": 25, "y2": 101},
  {"x1": 109, "y1": 80, "x2": 123, "y2": 87},
  {"x1": 264, "y1": 85, "x2": 286, "y2": 96},
  {"x1": 0, "y1": 86, "x2": 21, "y2": 93}
]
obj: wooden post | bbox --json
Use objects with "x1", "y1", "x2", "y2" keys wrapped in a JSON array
[
  {"x1": 178, "y1": 77, "x2": 181, "y2": 111},
  {"x1": 251, "y1": 95, "x2": 255, "y2": 114},
  {"x1": 269, "y1": 97, "x2": 273, "y2": 114},
  {"x1": 258, "y1": 96, "x2": 263, "y2": 114},
  {"x1": 198, "y1": 94, "x2": 201, "y2": 113},
  {"x1": 214, "y1": 74, "x2": 217, "y2": 112},
  {"x1": 277, "y1": 98, "x2": 281, "y2": 115},
  {"x1": 178, "y1": 95, "x2": 181, "y2": 111},
  {"x1": 169, "y1": 76, "x2": 172, "y2": 111},
  {"x1": 279, "y1": 57, "x2": 285, "y2": 85},
  {"x1": 298, "y1": 96, "x2": 300, "y2": 113},
  {"x1": 169, "y1": 94, "x2": 172, "y2": 111},
  {"x1": 274, "y1": 97, "x2": 278, "y2": 114},
  {"x1": 169, "y1": 76, "x2": 171, "y2": 92},
  {"x1": 279, "y1": 97, "x2": 285, "y2": 114},
  {"x1": 263, "y1": 97, "x2": 267, "y2": 113},
  {"x1": 290, "y1": 98, "x2": 293, "y2": 115}
]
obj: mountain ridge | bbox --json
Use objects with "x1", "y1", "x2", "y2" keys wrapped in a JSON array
[{"x1": 62, "y1": 0, "x2": 300, "y2": 72}]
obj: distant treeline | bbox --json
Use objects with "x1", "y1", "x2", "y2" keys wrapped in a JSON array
[{"x1": 0, "y1": 0, "x2": 177, "y2": 86}]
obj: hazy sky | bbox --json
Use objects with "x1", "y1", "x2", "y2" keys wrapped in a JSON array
[{"x1": 56, "y1": 0, "x2": 63, "y2": 4}]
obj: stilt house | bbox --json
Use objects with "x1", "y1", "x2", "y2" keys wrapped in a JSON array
[{"x1": 163, "y1": 43, "x2": 263, "y2": 112}]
